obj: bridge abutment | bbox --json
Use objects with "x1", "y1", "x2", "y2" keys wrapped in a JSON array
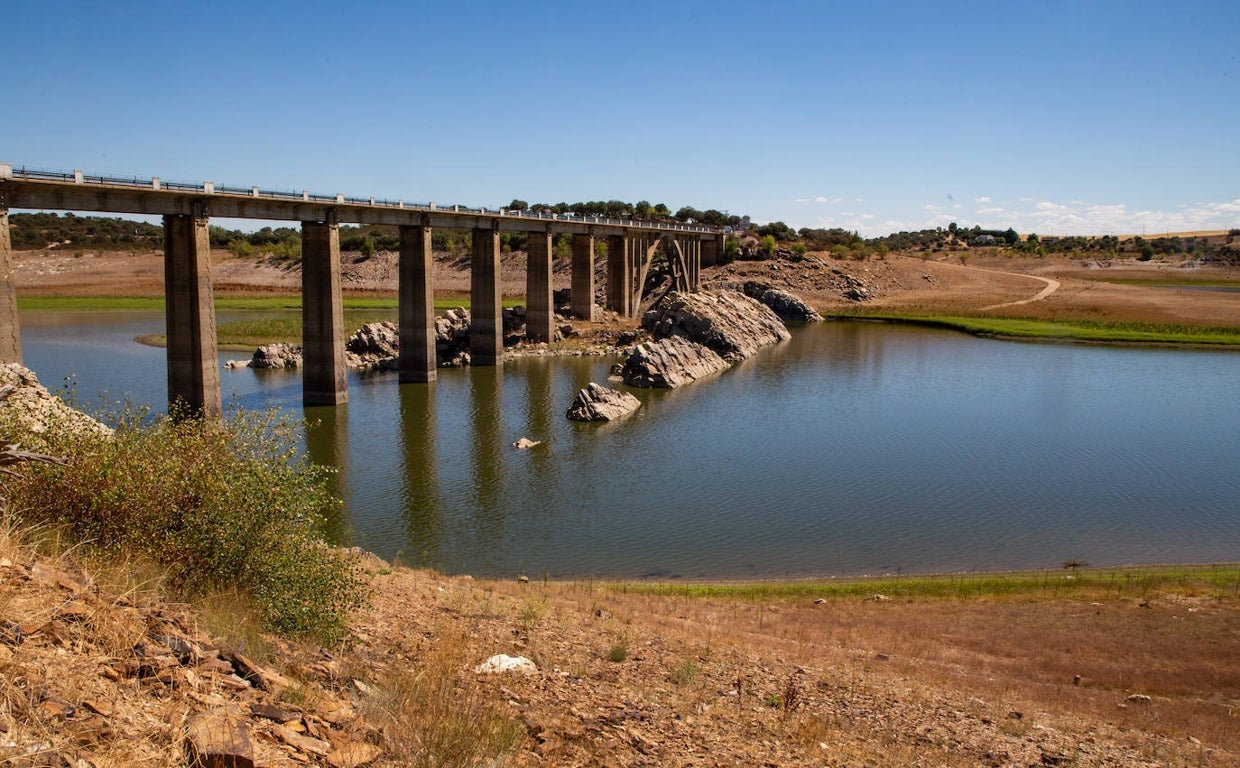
[
  {"x1": 525, "y1": 230, "x2": 554, "y2": 343},
  {"x1": 0, "y1": 209, "x2": 20, "y2": 364},
  {"x1": 571, "y1": 234, "x2": 595, "y2": 321},
  {"x1": 470, "y1": 225, "x2": 502, "y2": 366},
  {"x1": 399, "y1": 222, "x2": 436, "y2": 382},
  {"x1": 163, "y1": 213, "x2": 221, "y2": 417},
  {"x1": 302, "y1": 219, "x2": 348, "y2": 405}
]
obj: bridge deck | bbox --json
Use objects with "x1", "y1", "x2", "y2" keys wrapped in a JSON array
[{"x1": 0, "y1": 165, "x2": 721, "y2": 237}]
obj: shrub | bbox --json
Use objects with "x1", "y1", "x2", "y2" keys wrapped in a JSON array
[
  {"x1": 760, "y1": 235, "x2": 777, "y2": 257},
  {"x1": 0, "y1": 406, "x2": 367, "y2": 643}
]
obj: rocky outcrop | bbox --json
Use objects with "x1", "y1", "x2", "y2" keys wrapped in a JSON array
[
  {"x1": 566, "y1": 382, "x2": 642, "y2": 420},
  {"x1": 250, "y1": 343, "x2": 303, "y2": 369},
  {"x1": 620, "y1": 336, "x2": 729, "y2": 389},
  {"x1": 741, "y1": 282, "x2": 823, "y2": 322},
  {"x1": 434, "y1": 308, "x2": 471, "y2": 367},
  {"x1": 640, "y1": 290, "x2": 790, "y2": 363},
  {"x1": 0, "y1": 364, "x2": 112, "y2": 441},
  {"x1": 344, "y1": 321, "x2": 400, "y2": 371}
]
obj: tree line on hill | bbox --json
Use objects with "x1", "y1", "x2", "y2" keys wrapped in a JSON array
[{"x1": 8, "y1": 212, "x2": 1239, "y2": 265}]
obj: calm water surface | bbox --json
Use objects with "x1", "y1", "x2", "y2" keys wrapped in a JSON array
[{"x1": 19, "y1": 310, "x2": 1240, "y2": 579}]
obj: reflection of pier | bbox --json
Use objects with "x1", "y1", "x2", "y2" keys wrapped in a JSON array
[{"x1": 0, "y1": 163, "x2": 726, "y2": 414}]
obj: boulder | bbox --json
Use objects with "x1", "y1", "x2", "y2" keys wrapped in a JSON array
[
  {"x1": 566, "y1": 382, "x2": 642, "y2": 421},
  {"x1": 641, "y1": 290, "x2": 790, "y2": 363},
  {"x1": 184, "y1": 709, "x2": 255, "y2": 768},
  {"x1": 512, "y1": 437, "x2": 542, "y2": 449},
  {"x1": 345, "y1": 321, "x2": 400, "y2": 371},
  {"x1": 474, "y1": 654, "x2": 538, "y2": 675},
  {"x1": 620, "y1": 336, "x2": 729, "y2": 389},
  {"x1": 434, "y1": 307, "x2": 472, "y2": 367},
  {"x1": 250, "y1": 343, "x2": 303, "y2": 369},
  {"x1": 741, "y1": 282, "x2": 823, "y2": 322},
  {"x1": 0, "y1": 364, "x2": 112, "y2": 440},
  {"x1": 346, "y1": 321, "x2": 399, "y2": 358}
]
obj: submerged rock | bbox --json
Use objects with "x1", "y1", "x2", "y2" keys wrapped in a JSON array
[
  {"x1": 641, "y1": 290, "x2": 790, "y2": 362},
  {"x1": 512, "y1": 437, "x2": 542, "y2": 449},
  {"x1": 566, "y1": 382, "x2": 642, "y2": 421},
  {"x1": 620, "y1": 336, "x2": 728, "y2": 389}
]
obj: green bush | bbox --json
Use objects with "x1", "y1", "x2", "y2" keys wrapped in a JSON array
[{"x1": 1, "y1": 407, "x2": 367, "y2": 643}]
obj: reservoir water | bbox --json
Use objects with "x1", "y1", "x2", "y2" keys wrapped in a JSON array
[{"x1": 18, "y1": 310, "x2": 1240, "y2": 579}]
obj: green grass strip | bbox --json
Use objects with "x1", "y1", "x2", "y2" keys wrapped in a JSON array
[
  {"x1": 610, "y1": 564, "x2": 1240, "y2": 602},
  {"x1": 830, "y1": 313, "x2": 1240, "y2": 347}
]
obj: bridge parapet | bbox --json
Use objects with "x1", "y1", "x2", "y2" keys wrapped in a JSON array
[{"x1": 0, "y1": 164, "x2": 723, "y2": 237}]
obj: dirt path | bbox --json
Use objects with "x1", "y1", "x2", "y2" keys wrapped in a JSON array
[{"x1": 979, "y1": 271, "x2": 1061, "y2": 311}]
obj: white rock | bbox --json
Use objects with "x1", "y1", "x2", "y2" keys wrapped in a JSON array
[{"x1": 474, "y1": 654, "x2": 538, "y2": 676}]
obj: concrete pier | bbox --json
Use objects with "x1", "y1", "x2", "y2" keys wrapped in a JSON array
[
  {"x1": 470, "y1": 225, "x2": 502, "y2": 366},
  {"x1": 0, "y1": 209, "x2": 20, "y2": 363},
  {"x1": 701, "y1": 235, "x2": 720, "y2": 269},
  {"x1": 571, "y1": 233, "x2": 595, "y2": 321},
  {"x1": 163, "y1": 213, "x2": 221, "y2": 417},
  {"x1": 301, "y1": 219, "x2": 348, "y2": 405},
  {"x1": 525, "y1": 230, "x2": 554, "y2": 343},
  {"x1": 399, "y1": 221, "x2": 436, "y2": 382},
  {"x1": 606, "y1": 234, "x2": 631, "y2": 317}
]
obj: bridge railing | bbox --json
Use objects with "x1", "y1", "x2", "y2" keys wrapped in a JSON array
[{"x1": 3, "y1": 164, "x2": 720, "y2": 234}]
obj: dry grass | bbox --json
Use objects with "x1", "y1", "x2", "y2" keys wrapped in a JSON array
[{"x1": 449, "y1": 569, "x2": 1240, "y2": 765}]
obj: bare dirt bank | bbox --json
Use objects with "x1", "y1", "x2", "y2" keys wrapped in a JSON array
[{"x1": 13, "y1": 246, "x2": 1239, "y2": 331}]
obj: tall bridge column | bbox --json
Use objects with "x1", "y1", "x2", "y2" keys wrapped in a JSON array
[
  {"x1": 471, "y1": 224, "x2": 502, "y2": 366},
  {"x1": 686, "y1": 238, "x2": 701, "y2": 291},
  {"x1": 302, "y1": 218, "x2": 347, "y2": 405},
  {"x1": 525, "y1": 230, "x2": 554, "y2": 343},
  {"x1": 701, "y1": 235, "x2": 720, "y2": 269},
  {"x1": 0, "y1": 208, "x2": 20, "y2": 363},
  {"x1": 399, "y1": 220, "x2": 436, "y2": 382},
  {"x1": 605, "y1": 234, "x2": 631, "y2": 317},
  {"x1": 163, "y1": 212, "x2": 221, "y2": 417},
  {"x1": 570, "y1": 233, "x2": 595, "y2": 321}
]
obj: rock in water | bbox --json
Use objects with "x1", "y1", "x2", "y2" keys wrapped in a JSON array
[
  {"x1": 345, "y1": 321, "x2": 400, "y2": 371},
  {"x1": 641, "y1": 290, "x2": 790, "y2": 362},
  {"x1": 346, "y1": 321, "x2": 399, "y2": 358},
  {"x1": 512, "y1": 437, "x2": 542, "y2": 449},
  {"x1": 741, "y1": 282, "x2": 823, "y2": 322},
  {"x1": 250, "y1": 342, "x2": 303, "y2": 369},
  {"x1": 620, "y1": 336, "x2": 729, "y2": 389},
  {"x1": 566, "y1": 382, "x2": 642, "y2": 421},
  {"x1": 434, "y1": 307, "x2": 472, "y2": 367}
]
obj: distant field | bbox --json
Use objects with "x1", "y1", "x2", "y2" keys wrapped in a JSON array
[{"x1": 1116, "y1": 229, "x2": 1229, "y2": 240}]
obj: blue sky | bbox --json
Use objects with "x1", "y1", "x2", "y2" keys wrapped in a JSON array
[{"x1": 5, "y1": 0, "x2": 1238, "y2": 237}]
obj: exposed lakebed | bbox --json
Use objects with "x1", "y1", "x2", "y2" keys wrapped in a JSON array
[{"x1": 19, "y1": 309, "x2": 1240, "y2": 579}]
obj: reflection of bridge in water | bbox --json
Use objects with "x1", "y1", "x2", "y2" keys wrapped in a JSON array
[{"x1": 0, "y1": 163, "x2": 726, "y2": 412}]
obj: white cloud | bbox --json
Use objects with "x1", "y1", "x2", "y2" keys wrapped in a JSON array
[{"x1": 974, "y1": 196, "x2": 991, "y2": 204}]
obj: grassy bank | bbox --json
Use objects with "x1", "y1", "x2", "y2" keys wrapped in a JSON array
[
  {"x1": 16, "y1": 295, "x2": 460, "y2": 312},
  {"x1": 17, "y1": 295, "x2": 523, "y2": 348},
  {"x1": 830, "y1": 313, "x2": 1240, "y2": 347},
  {"x1": 615, "y1": 563, "x2": 1240, "y2": 602}
]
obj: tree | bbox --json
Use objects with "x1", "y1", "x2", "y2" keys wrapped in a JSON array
[{"x1": 507, "y1": 199, "x2": 529, "y2": 212}]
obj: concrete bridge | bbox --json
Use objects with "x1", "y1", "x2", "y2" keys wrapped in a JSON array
[{"x1": 0, "y1": 163, "x2": 726, "y2": 413}]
